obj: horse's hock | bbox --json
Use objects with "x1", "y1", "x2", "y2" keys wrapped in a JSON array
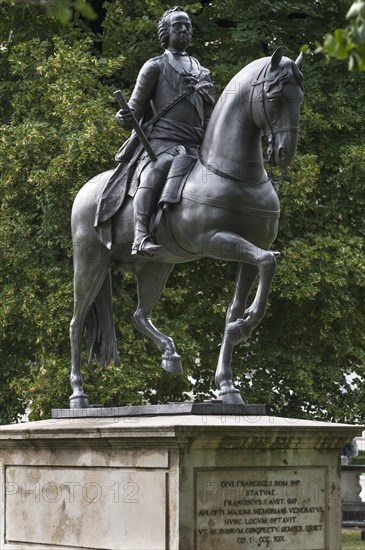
[{"x1": 0, "y1": 413, "x2": 362, "y2": 550}]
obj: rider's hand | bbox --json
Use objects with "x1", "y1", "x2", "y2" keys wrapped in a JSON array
[
  {"x1": 115, "y1": 109, "x2": 134, "y2": 130},
  {"x1": 116, "y1": 107, "x2": 143, "y2": 131}
]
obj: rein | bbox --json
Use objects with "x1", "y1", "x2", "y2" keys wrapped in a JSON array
[{"x1": 199, "y1": 158, "x2": 269, "y2": 186}]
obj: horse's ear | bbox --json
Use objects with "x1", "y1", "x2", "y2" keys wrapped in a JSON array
[
  {"x1": 295, "y1": 51, "x2": 304, "y2": 69},
  {"x1": 270, "y1": 46, "x2": 282, "y2": 69}
]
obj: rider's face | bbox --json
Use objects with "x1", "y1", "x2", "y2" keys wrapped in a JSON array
[{"x1": 167, "y1": 13, "x2": 192, "y2": 52}]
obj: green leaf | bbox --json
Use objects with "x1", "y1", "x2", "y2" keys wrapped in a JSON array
[{"x1": 347, "y1": 0, "x2": 365, "y2": 20}]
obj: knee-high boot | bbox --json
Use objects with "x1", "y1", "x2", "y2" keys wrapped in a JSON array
[{"x1": 131, "y1": 187, "x2": 162, "y2": 256}]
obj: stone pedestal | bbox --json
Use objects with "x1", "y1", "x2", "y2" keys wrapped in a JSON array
[{"x1": 0, "y1": 414, "x2": 362, "y2": 550}]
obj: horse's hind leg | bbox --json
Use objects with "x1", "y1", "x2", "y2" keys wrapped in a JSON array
[
  {"x1": 132, "y1": 262, "x2": 182, "y2": 374},
  {"x1": 215, "y1": 264, "x2": 257, "y2": 404},
  {"x1": 70, "y1": 240, "x2": 111, "y2": 408}
]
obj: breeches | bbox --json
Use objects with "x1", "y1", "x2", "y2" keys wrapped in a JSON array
[{"x1": 137, "y1": 147, "x2": 184, "y2": 192}]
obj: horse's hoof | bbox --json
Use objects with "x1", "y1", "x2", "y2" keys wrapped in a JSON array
[
  {"x1": 218, "y1": 388, "x2": 245, "y2": 405},
  {"x1": 70, "y1": 394, "x2": 89, "y2": 409},
  {"x1": 161, "y1": 353, "x2": 183, "y2": 375}
]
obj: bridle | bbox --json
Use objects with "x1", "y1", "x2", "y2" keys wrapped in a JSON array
[
  {"x1": 200, "y1": 57, "x2": 301, "y2": 188},
  {"x1": 250, "y1": 61, "x2": 300, "y2": 170}
]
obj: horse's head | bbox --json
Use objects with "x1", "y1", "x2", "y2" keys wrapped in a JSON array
[{"x1": 251, "y1": 47, "x2": 304, "y2": 168}]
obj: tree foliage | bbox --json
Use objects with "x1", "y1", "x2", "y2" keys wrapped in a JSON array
[
  {"x1": 318, "y1": 0, "x2": 365, "y2": 70},
  {"x1": 0, "y1": 0, "x2": 364, "y2": 424}
]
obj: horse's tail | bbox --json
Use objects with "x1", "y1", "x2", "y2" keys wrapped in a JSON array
[{"x1": 85, "y1": 270, "x2": 120, "y2": 367}]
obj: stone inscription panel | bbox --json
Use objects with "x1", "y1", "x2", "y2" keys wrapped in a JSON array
[
  {"x1": 5, "y1": 465, "x2": 167, "y2": 550},
  {"x1": 195, "y1": 467, "x2": 327, "y2": 550}
]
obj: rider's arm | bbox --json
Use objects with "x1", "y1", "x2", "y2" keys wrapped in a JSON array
[
  {"x1": 128, "y1": 60, "x2": 160, "y2": 121},
  {"x1": 115, "y1": 60, "x2": 159, "y2": 130}
]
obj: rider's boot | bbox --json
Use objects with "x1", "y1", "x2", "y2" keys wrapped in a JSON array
[{"x1": 131, "y1": 187, "x2": 162, "y2": 256}]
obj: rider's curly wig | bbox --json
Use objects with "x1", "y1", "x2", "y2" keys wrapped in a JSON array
[{"x1": 157, "y1": 6, "x2": 192, "y2": 49}]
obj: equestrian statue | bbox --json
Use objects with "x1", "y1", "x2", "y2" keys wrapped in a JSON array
[{"x1": 69, "y1": 6, "x2": 304, "y2": 408}]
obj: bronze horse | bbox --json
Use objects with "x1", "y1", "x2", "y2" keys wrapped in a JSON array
[{"x1": 70, "y1": 47, "x2": 303, "y2": 408}]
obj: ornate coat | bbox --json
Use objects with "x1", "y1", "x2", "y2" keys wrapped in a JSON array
[{"x1": 95, "y1": 50, "x2": 215, "y2": 225}]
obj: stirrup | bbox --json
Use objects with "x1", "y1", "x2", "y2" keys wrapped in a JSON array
[{"x1": 131, "y1": 235, "x2": 162, "y2": 257}]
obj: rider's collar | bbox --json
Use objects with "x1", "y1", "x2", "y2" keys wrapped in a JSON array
[
  {"x1": 167, "y1": 48, "x2": 188, "y2": 56},
  {"x1": 164, "y1": 49, "x2": 200, "y2": 78}
]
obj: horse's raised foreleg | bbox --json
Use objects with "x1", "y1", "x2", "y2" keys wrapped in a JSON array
[
  {"x1": 70, "y1": 240, "x2": 111, "y2": 408},
  {"x1": 204, "y1": 232, "x2": 277, "y2": 403},
  {"x1": 227, "y1": 251, "x2": 279, "y2": 346},
  {"x1": 206, "y1": 231, "x2": 277, "y2": 323},
  {"x1": 215, "y1": 264, "x2": 258, "y2": 404},
  {"x1": 133, "y1": 262, "x2": 182, "y2": 374}
]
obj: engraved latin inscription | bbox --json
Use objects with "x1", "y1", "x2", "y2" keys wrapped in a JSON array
[{"x1": 196, "y1": 468, "x2": 326, "y2": 550}]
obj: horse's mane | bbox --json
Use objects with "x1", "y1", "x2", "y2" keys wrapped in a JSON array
[
  {"x1": 229, "y1": 54, "x2": 303, "y2": 107},
  {"x1": 265, "y1": 57, "x2": 304, "y2": 96}
]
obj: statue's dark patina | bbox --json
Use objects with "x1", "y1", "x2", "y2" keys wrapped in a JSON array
[{"x1": 69, "y1": 8, "x2": 304, "y2": 409}]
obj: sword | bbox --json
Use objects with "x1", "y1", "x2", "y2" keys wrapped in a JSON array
[{"x1": 114, "y1": 90, "x2": 157, "y2": 161}]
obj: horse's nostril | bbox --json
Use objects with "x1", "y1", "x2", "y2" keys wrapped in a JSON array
[{"x1": 278, "y1": 147, "x2": 286, "y2": 161}]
